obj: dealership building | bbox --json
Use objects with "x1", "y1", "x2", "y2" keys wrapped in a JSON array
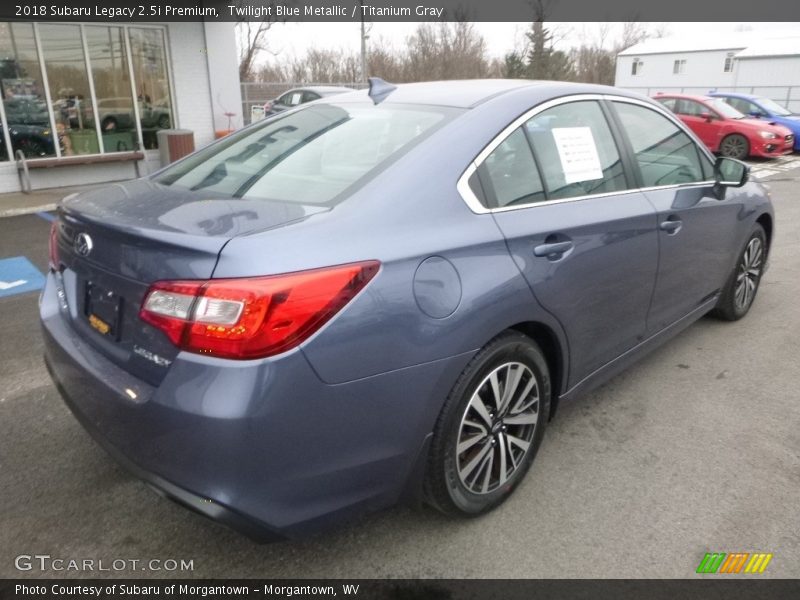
[
  {"x1": 0, "y1": 21, "x2": 242, "y2": 194},
  {"x1": 615, "y1": 36, "x2": 800, "y2": 112}
]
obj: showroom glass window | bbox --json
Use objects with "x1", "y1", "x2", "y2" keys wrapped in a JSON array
[
  {"x1": 613, "y1": 101, "x2": 712, "y2": 186},
  {"x1": 85, "y1": 26, "x2": 138, "y2": 153},
  {"x1": 0, "y1": 22, "x2": 57, "y2": 160},
  {"x1": 0, "y1": 23, "x2": 174, "y2": 161},
  {"x1": 38, "y1": 23, "x2": 99, "y2": 156},
  {"x1": 129, "y1": 28, "x2": 174, "y2": 150}
]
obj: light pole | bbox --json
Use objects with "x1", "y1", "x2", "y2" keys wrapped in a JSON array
[{"x1": 359, "y1": 0, "x2": 368, "y2": 83}]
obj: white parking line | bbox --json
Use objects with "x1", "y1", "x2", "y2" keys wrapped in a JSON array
[{"x1": 748, "y1": 155, "x2": 800, "y2": 180}]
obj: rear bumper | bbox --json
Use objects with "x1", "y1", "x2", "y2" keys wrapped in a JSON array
[{"x1": 40, "y1": 272, "x2": 472, "y2": 539}]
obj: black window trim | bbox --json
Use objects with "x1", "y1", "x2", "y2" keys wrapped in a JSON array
[{"x1": 457, "y1": 93, "x2": 717, "y2": 215}]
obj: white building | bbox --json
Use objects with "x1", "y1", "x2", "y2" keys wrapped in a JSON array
[
  {"x1": 0, "y1": 21, "x2": 242, "y2": 194},
  {"x1": 615, "y1": 36, "x2": 800, "y2": 112}
]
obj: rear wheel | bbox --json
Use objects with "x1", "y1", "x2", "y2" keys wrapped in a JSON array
[
  {"x1": 711, "y1": 224, "x2": 766, "y2": 321},
  {"x1": 424, "y1": 331, "x2": 550, "y2": 516},
  {"x1": 719, "y1": 134, "x2": 750, "y2": 160}
]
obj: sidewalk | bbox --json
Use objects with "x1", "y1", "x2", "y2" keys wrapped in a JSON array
[{"x1": 0, "y1": 184, "x2": 106, "y2": 218}]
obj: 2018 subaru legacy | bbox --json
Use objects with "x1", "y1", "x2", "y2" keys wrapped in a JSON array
[{"x1": 41, "y1": 79, "x2": 774, "y2": 541}]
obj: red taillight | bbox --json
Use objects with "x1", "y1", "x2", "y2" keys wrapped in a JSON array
[
  {"x1": 48, "y1": 222, "x2": 60, "y2": 271},
  {"x1": 139, "y1": 261, "x2": 380, "y2": 360}
]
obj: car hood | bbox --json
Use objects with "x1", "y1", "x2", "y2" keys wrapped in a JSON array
[{"x1": 738, "y1": 118, "x2": 792, "y2": 135}]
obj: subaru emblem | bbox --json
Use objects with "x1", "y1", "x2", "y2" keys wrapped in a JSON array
[{"x1": 74, "y1": 232, "x2": 93, "y2": 257}]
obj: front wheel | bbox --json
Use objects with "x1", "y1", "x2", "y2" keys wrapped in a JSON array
[
  {"x1": 711, "y1": 224, "x2": 767, "y2": 321},
  {"x1": 719, "y1": 134, "x2": 750, "y2": 160},
  {"x1": 424, "y1": 331, "x2": 550, "y2": 516}
]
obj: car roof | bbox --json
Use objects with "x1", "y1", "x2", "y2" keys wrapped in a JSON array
[
  {"x1": 296, "y1": 86, "x2": 355, "y2": 94},
  {"x1": 330, "y1": 79, "x2": 640, "y2": 109},
  {"x1": 653, "y1": 93, "x2": 714, "y2": 102},
  {"x1": 708, "y1": 91, "x2": 759, "y2": 100}
]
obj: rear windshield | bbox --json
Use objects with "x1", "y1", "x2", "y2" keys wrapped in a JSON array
[{"x1": 153, "y1": 103, "x2": 459, "y2": 205}]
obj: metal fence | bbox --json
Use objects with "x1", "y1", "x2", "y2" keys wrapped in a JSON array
[
  {"x1": 241, "y1": 82, "x2": 368, "y2": 124},
  {"x1": 621, "y1": 85, "x2": 800, "y2": 113}
]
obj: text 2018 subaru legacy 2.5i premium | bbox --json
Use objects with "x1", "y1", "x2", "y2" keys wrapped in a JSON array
[{"x1": 41, "y1": 79, "x2": 774, "y2": 541}]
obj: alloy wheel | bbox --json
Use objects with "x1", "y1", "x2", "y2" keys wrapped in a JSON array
[
  {"x1": 734, "y1": 237, "x2": 762, "y2": 312},
  {"x1": 456, "y1": 362, "x2": 539, "y2": 494},
  {"x1": 720, "y1": 135, "x2": 748, "y2": 159}
]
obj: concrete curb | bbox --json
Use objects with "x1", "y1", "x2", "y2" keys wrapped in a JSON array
[{"x1": 0, "y1": 204, "x2": 58, "y2": 219}]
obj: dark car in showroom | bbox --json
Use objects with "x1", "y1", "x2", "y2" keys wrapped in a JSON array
[
  {"x1": 653, "y1": 92, "x2": 793, "y2": 159},
  {"x1": 708, "y1": 91, "x2": 800, "y2": 152},
  {"x1": 262, "y1": 85, "x2": 355, "y2": 116},
  {"x1": 42, "y1": 79, "x2": 774, "y2": 540}
]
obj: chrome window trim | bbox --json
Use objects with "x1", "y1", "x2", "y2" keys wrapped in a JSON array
[{"x1": 457, "y1": 93, "x2": 718, "y2": 215}]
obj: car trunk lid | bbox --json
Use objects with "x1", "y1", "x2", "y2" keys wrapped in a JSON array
[{"x1": 53, "y1": 179, "x2": 328, "y2": 385}]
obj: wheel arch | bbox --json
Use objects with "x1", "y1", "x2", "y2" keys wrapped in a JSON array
[
  {"x1": 508, "y1": 321, "x2": 567, "y2": 420},
  {"x1": 756, "y1": 212, "x2": 773, "y2": 252}
]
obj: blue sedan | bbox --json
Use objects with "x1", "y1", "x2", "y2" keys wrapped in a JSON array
[
  {"x1": 710, "y1": 91, "x2": 800, "y2": 151},
  {"x1": 42, "y1": 79, "x2": 774, "y2": 540}
]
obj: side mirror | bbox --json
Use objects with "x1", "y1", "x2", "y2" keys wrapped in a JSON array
[
  {"x1": 715, "y1": 156, "x2": 749, "y2": 188},
  {"x1": 700, "y1": 112, "x2": 713, "y2": 122}
]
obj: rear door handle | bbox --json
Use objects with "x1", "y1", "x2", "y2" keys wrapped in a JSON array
[
  {"x1": 660, "y1": 219, "x2": 683, "y2": 234},
  {"x1": 533, "y1": 241, "x2": 574, "y2": 257}
]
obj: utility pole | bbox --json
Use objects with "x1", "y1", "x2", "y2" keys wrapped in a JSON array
[{"x1": 359, "y1": 0, "x2": 368, "y2": 83}]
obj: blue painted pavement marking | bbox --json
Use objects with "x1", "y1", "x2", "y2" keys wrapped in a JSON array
[
  {"x1": 0, "y1": 256, "x2": 46, "y2": 298},
  {"x1": 35, "y1": 211, "x2": 56, "y2": 223}
]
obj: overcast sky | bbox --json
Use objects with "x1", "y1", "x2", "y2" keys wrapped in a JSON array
[{"x1": 255, "y1": 21, "x2": 800, "y2": 66}]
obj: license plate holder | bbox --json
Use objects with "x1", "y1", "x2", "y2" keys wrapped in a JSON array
[{"x1": 85, "y1": 282, "x2": 122, "y2": 339}]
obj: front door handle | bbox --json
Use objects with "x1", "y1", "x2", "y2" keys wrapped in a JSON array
[
  {"x1": 533, "y1": 240, "x2": 574, "y2": 257},
  {"x1": 660, "y1": 219, "x2": 683, "y2": 234}
]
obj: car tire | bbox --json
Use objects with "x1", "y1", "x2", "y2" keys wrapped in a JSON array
[
  {"x1": 711, "y1": 224, "x2": 767, "y2": 321},
  {"x1": 424, "y1": 331, "x2": 550, "y2": 517},
  {"x1": 719, "y1": 134, "x2": 750, "y2": 160}
]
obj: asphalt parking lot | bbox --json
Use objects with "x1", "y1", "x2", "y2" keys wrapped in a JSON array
[{"x1": 1, "y1": 160, "x2": 798, "y2": 579}]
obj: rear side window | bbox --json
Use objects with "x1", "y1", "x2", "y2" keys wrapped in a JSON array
[
  {"x1": 613, "y1": 102, "x2": 710, "y2": 187},
  {"x1": 154, "y1": 103, "x2": 457, "y2": 205},
  {"x1": 477, "y1": 128, "x2": 545, "y2": 208},
  {"x1": 524, "y1": 100, "x2": 627, "y2": 200}
]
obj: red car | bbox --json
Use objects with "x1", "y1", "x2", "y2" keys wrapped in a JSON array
[{"x1": 653, "y1": 93, "x2": 794, "y2": 160}]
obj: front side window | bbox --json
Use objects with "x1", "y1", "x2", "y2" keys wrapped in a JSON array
[
  {"x1": 524, "y1": 100, "x2": 627, "y2": 200},
  {"x1": 477, "y1": 128, "x2": 545, "y2": 208},
  {"x1": 154, "y1": 103, "x2": 457, "y2": 205},
  {"x1": 613, "y1": 102, "x2": 710, "y2": 187},
  {"x1": 674, "y1": 99, "x2": 708, "y2": 117}
]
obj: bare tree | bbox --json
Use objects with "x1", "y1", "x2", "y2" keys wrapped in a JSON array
[
  {"x1": 234, "y1": 1, "x2": 297, "y2": 82},
  {"x1": 404, "y1": 21, "x2": 489, "y2": 81}
]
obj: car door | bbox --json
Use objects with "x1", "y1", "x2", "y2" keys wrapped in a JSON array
[
  {"x1": 477, "y1": 98, "x2": 660, "y2": 387},
  {"x1": 609, "y1": 99, "x2": 743, "y2": 333},
  {"x1": 675, "y1": 99, "x2": 723, "y2": 150}
]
